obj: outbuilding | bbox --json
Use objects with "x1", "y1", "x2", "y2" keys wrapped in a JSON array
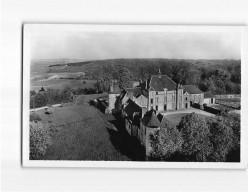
[{"x1": 203, "y1": 91, "x2": 215, "y2": 104}]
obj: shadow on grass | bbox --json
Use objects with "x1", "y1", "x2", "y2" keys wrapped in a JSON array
[{"x1": 106, "y1": 113, "x2": 146, "y2": 161}]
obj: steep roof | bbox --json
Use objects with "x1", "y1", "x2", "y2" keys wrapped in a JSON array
[
  {"x1": 123, "y1": 99, "x2": 142, "y2": 118},
  {"x1": 183, "y1": 85, "x2": 202, "y2": 94},
  {"x1": 204, "y1": 91, "x2": 214, "y2": 98},
  {"x1": 157, "y1": 113, "x2": 175, "y2": 129},
  {"x1": 145, "y1": 75, "x2": 183, "y2": 91},
  {"x1": 126, "y1": 87, "x2": 148, "y2": 98},
  {"x1": 141, "y1": 109, "x2": 161, "y2": 128}
]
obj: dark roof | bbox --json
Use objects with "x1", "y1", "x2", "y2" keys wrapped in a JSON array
[
  {"x1": 126, "y1": 87, "x2": 148, "y2": 98},
  {"x1": 183, "y1": 85, "x2": 202, "y2": 94},
  {"x1": 123, "y1": 99, "x2": 142, "y2": 118},
  {"x1": 141, "y1": 109, "x2": 161, "y2": 128},
  {"x1": 156, "y1": 113, "x2": 175, "y2": 129},
  {"x1": 204, "y1": 91, "x2": 214, "y2": 98},
  {"x1": 109, "y1": 84, "x2": 121, "y2": 94},
  {"x1": 145, "y1": 75, "x2": 183, "y2": 91}
]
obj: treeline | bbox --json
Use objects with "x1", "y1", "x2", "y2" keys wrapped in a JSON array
[
  {"x1": 170, "y1": 61, "x2": 241, "y2": 94},
  {"x1": 50, "y1": 58, "x2": 240, "y2": 95},
  {"x1": 30, "y1": 87, "x2": 100, "y2": 109},
  {"x1": 149, "y1": 112, "x2": 240, "y2": 162},
  {"x1": 30, "y1": 88, "x2": 73, "y2": 109}
]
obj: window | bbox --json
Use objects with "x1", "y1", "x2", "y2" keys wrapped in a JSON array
[
  {"x1": 156, "y1": 92, "x2": 158, "y2": 95},
  {"x1": 151, "y1": 98, "x2": 153, "y2": 104},
  {"x1": 164, "y1": 104, "x2": 167, "y2": 110},
  {"x1": 185, "y1": 97, "x2": 187, "y2": 101},
  {"x1": 151, "y1": 106, "x2": 153, "y2": 110},
  {"x1": 156, "y1": 105, "x2": 158, "y2": 110}
]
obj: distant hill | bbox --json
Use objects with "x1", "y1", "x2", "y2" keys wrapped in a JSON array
[{"x1": 48, "y1": 58, "x2": 241, "y2": 81}]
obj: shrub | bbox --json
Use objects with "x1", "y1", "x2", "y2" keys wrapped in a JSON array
[
  {"x1": 30, "y1": 112, "x2": 41, "y2": 122},
  {"x1": 29, "y1": 121, "x2": 52, "y2": 160}
]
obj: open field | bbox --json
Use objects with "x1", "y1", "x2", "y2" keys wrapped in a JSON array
[
  {"x1": 217, "y1": 98, "x2": 241, "y2": 102},
  {"x1": 34, "y1": 94, "x2": 145, "y2": 161},
  {"x1": 31, "y1": 79, "x2": 97, "y2": 91},
  {"x1": 215, "y1": 98, "x2": 241, "y2": 109}
]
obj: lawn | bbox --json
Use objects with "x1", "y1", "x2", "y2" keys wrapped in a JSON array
[{"x1": 33, "y1": 94, "x2": 144, "y2": 161}]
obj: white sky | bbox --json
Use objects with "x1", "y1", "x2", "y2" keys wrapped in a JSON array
[{"x1": 31, "y1": 31, "x2": 241, "y2": 61}]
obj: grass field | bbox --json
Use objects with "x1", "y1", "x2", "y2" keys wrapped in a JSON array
[
  {"x1": 31, "y1": 79, "x2": 97, "y2": 91},
  {"x1": 215, "y1": 98, "x2": 241, "y2": 109},
  {"x1": 34, "y1": 94, "x2": 145, "y2": 161},
  {"x1": 217, "y1": 98, "x2": 240, "y2": 102}
]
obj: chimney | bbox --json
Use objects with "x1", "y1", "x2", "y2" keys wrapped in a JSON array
[{"x1": 141, "y1": 107, "x2": 147, "y2": 118}]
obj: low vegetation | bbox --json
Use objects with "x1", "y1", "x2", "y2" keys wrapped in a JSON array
[{"x1": 29, "y1": 121, "x2": 52, "y2": 160}]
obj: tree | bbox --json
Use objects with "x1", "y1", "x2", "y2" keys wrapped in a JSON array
[
  {"x1": 30, "y1": 90, "x2": 36, "y2": 96},
  {"x1": 185, "y1": 69, "x2": 201, "y2": 85},
  {"x1": 177, "y1": 113, "x2": 213, "y2": 162},
  {"x1": 222, "y1": 113, "x2": 240, "y2": 151},
  {"x1": 207, "y1": 117, "x2": 234, "y2": 162},
  {"x1": 119, "y1": 68, "x2": 133, "y2": 90},
  {"x1": 149, "y1": 127, "x2": 183, "y2": 160},
  {"x1": 29, "y1": 121, "x2": 52, "y2": 160},
  {"x1": 97, "y1": 74, "x2": 112, "y2": 92}
]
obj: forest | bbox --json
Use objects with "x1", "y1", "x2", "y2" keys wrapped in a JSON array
[{"x1": 49, "y1": 58, "x2": 241, "y2": 95}]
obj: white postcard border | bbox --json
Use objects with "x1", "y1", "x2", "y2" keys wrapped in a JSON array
[{"x1": 22, "y1": 24, "x2": 248, "y2": 169}]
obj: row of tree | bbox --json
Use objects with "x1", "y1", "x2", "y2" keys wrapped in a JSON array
[
  {"x1": 30, "y1": 86, "x2": 101, "y2": 108},
  {"x1": 95, "y1": 60, "x2": 240, "y2": 95},
  {"x1": 149, "y1": 112, "x2": 240, "y2": 162},
  {"x1": 170, "y1": 61, "x2": 241, "y2": 94},
  {"x1": 95, "y1": 68, "x2": 133, "y2": 92},
  {"x1": 30, "y1": 88, "x2": 72, "y2": 109}
]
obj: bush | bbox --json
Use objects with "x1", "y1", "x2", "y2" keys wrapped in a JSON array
[
  {"x1": 29, "y1": 121, "x2": 52, "y2": 160},
  {"x1": 30, "y1": 112, "x2": 41, "y2": 122}
]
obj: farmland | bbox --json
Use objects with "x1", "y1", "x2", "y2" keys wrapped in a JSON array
[
  {"x1": 31, "y1": 60, "x2": 96, "y2": 91},
  {"x1": 35, "y1": 94, "x2": 145, "y2": 161},
  {"x1": 215, "y1": 98, "x2": 241, "y2": 109},
  {"x1": 31, "y1": 77, "x2": 97, "y2": 91}
]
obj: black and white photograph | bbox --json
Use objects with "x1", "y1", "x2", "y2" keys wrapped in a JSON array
[{"x1": 22, "y1": 24, "x2": 248, "y2": 168}]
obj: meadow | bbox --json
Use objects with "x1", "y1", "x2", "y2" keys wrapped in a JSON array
[
  {"x1": 35, "y1": 94, "x2": 144, "y2": 161},
  {"x1": 215, "y1": 98, "x2": 241, "y2": 109},
  {"x1": 31, "y1": 78, "x2": 97, "y2": 91}
]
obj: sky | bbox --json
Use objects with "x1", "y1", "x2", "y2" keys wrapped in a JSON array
[{"x1": 31, "y1": 31, "x2": 241, "y2": 61}]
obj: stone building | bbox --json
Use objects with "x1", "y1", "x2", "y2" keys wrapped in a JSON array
[
  {"x1": 203, "y1": 91, "x2": 215, "y2": 104},
  {"x1": 123, "y1": 70, "x2": 185, "y2": 112},
  {"x1": 182, "y1": 85, "x2": 204, "y2": 107},
  {"x1": 106, "y1": 82, "x2": 121, "y2": 113}
]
